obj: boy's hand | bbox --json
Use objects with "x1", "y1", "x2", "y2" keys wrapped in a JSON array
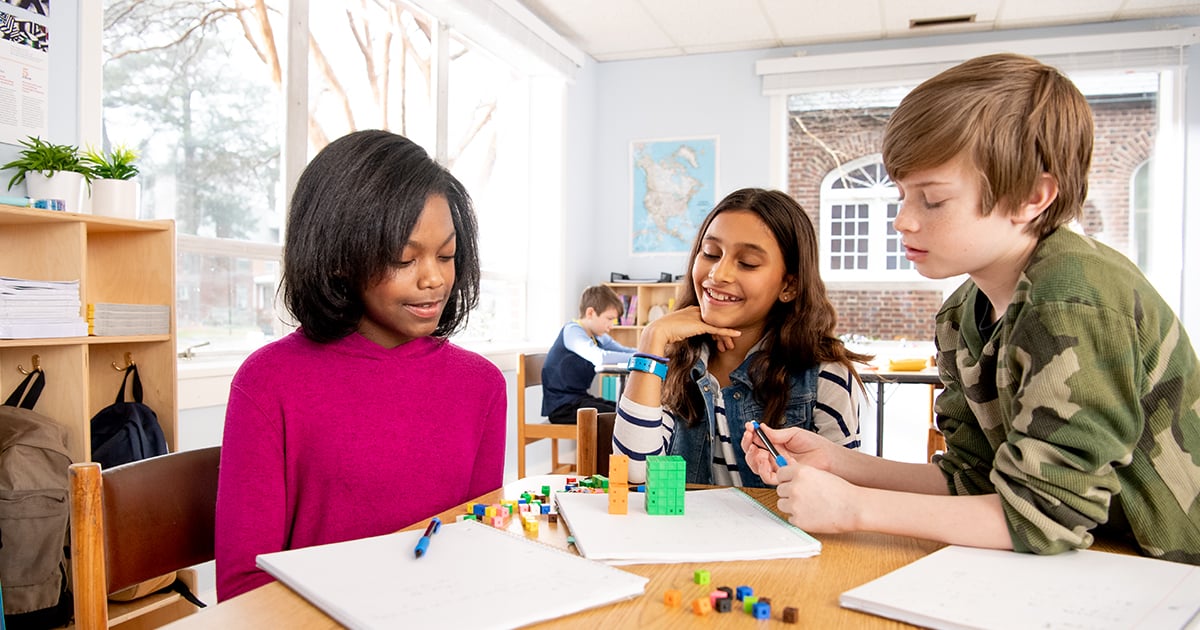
[
  {"x1": 742, "y1": 423, "x2": 837, "y2": 484},
  {"x1": 775, "y1": 463, "x2": 862, "y2": 533}
]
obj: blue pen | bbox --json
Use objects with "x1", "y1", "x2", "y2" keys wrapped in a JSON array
[
  {"x1": 413, "y1": 516, "x2": 441, "y2": 558},
  {"x1": 752, "y1": 421, "x2": 788, "y2": 468}
]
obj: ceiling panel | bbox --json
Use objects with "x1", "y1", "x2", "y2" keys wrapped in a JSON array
[
  {"x1": 762, "y1": 0, "x2": 885, "y2": 45},
  {"x1": 638, "y1": 0, "x2": 776, "y2": 48},
  {"x1": 515, "y1": 0, "x2": 1200, "y2": 62}
]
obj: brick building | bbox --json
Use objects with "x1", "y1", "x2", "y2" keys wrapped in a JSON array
[{"x1": 787, "y1": 97, "x2": 1156, "y2": 342}]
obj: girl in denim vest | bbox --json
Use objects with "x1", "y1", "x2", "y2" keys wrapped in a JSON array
[{"x1": 613, "y1": 188, "x2": 870, "y2": 488}]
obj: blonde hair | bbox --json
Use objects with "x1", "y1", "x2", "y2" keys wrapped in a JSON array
[{"x1": 882, "y1": 53, "x2": 1093, "y2": 237}]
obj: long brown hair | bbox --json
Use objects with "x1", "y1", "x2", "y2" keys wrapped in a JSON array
[{"x1": 663, "y1": 188, "x2": 870, "y2": 428}]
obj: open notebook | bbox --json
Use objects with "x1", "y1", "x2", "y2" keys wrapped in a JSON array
[
  {"x1": 554, "y1": 487, "x2": 821, "y2": 565},
  {"x1": 840, "y1": 545, "x2": 1200, "y2": 630},
  {"x1": 257, "y1": 520, "x2": 648, "y2": 630}
]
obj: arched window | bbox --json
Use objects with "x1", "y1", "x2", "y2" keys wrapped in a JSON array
[{"x1": 819, "y1": 154, "x2": 916, "y2": 280}]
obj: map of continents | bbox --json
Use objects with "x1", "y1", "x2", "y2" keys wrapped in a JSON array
[{"x1": 631, "y1": 138, "x2": 716, "y2": 254}]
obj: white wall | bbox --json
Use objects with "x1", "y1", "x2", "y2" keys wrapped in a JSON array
[{"x1": 564, "y1": 16, "x2": 1200, "y2": 336}]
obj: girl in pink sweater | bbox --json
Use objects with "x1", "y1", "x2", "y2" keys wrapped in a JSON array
[{"x1": 215, "y1": 130, "x2": 506, "y2": 601}]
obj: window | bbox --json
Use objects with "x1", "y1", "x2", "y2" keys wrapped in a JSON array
[
  {"x1": 100, "y1": 0, "x2": 564, "y2": 358},
  {"x1": 784, "y1": 66, "x2": 1181, "y2": 303},
  {"x1": 819, "y1": 154, "x2": 914, "y2": 280}
]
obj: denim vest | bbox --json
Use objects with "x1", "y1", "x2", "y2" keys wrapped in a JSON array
[{"x1": 668, "y1": 353, "x2": 819, "y2": 488}]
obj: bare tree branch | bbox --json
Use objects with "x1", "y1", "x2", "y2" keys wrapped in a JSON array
[
  {"x1": 309, "y1": 34, "x2": 357, "y2": 131},
  {"x1": 108, "y1": 7, "x2": 240, "y2": 61}
]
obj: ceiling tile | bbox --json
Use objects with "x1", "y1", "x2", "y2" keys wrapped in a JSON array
[
  {"x1": 761, "y1": 0, "x2": 885, "y2": 44},
  {"x1": 518, "y1": 0, "x2": 677, "y2": 58},
  {"x1": 636, "y1": 0, "x2": 777, "y2": 48}
]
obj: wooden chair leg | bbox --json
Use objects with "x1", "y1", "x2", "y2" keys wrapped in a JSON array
[
  {"x1": 551, "y1": 439, "x2": 560, "y2": 472},
  {"x1": 70, "y1": 463, "x2": 109, "y2": 630},
  {"x1": 517, "y1": 437, "x2": 527, "y2": 479}
]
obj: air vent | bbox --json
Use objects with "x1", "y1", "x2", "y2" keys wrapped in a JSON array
[{"x1": 909, "y1": 14, "x2": 976, "y2": 29}]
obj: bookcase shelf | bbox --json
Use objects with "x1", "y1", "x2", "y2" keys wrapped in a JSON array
[
  {"x1": 0, "y1": 204, "x2": 177, "y2": 463},
  {"x1": 603, "y1": 282, "x2": 681, "y2": 348}
]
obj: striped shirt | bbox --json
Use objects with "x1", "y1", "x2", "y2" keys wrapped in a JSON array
[{"x1": 615, "y1": 361, "x2": 860, "y2": 485}]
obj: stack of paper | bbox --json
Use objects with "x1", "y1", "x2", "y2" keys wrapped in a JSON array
[
  {"x1": 87, "y1": 303, "x2": 170, "y2": 336},
  {"x1": 256, "y1": 520, "x2": 648, "y2": 629},
  {"x1": 554, "y1": 487, "x2": 822, "y2": 564},
  {"x1": 840, "y1": 545, "x2": 1200, "y2": 630},
  {"x1": 0, "y1": 276, "x2": 88, "y2": 339}
]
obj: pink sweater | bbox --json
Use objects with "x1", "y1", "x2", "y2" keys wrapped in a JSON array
[{"x1": 215, "y1": 331, "x2": 506, "y2": 600}]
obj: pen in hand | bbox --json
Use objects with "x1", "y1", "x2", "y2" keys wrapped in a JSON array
[
  {"x1": 414, "y1": 516, "x2": 441, "y2": 558},
  {"x1": 752, "y1": 421, "x2": 788, "y2": 468}
]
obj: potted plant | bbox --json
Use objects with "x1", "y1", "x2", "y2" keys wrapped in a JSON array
[
  {"x1": 1, "y1": 136, "x2": 90, "y2": 212},
  {"x1": 83, "y1": 145, "x2": 141, "y2": 219}
]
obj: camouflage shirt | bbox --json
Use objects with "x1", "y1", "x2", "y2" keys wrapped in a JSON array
[{"x1": 933, "y1": 227, "x2": 1200, "y2": 564}]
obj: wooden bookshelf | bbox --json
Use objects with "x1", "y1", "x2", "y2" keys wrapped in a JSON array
[
  {"x1": 603, "y1": 281, "x2": 681, "y2": 348},
  {"x1": 0, "y1": 204, "x2": 177, "y2": 463}
]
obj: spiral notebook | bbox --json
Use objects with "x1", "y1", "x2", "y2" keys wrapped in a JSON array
[
  {"x1": 554, "y1": 487, "x2": 821, "y2": 565},
  {"x1": 256, "y1": 519, "x2": 648, "y2": 630}
]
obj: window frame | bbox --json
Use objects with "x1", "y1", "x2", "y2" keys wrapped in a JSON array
[{"x1": 818, "y1": 153, "x2": 925, "y2": 282}]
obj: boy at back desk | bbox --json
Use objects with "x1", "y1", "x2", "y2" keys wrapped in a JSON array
[
  {"x1": 542, "y1": 285, "x2": 636, "y2": 424},
  {"x1": 746, "y1": 53, "x2": 1200, "y2": 564}
]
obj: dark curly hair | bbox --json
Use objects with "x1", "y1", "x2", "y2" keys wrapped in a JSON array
[{"x1": 281, "y1": 130, "x2": 480, "y2": 343}]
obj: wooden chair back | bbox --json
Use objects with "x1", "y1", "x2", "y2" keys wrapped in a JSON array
[
  {"x1": 576, "y1": 407, "x2": 616, "y2": 478},
  {"x1": 70, "y1": 446, "x2": 220, "y2": 630},
  {"x1": 516, "y1": 352, "x2": 577, "y2": 478}
]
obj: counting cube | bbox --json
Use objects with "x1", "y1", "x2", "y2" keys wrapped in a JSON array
[
  {"x1": 664, "y1": 589, "x2": 682, "y2": 607},
  {"x1": 691, "y1": 598, "x2": 711, "y2": 616},
  {"x1": 752, "y1": 601, "x2": 771, "y2": 620},
  {"x1": 782, "y1": 606, "x2": 799, "y2": 623},
  {"x1": 693, "y1": 569, "x2": 710, "y2": 585}
]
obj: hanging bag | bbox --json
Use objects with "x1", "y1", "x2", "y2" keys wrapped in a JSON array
[
  {"x1": 0, "y1": 369, "x2": 73, "y2": 629},
  {"x1": 90, "y1": 365, "x2": 167, "y2": 471}
]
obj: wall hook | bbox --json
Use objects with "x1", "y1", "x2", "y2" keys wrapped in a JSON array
[
  {"x1": 112, "y1": 352, "x2": 135, "y2": 371},
  {"x1": 17, "y1": 354, "x2": 41, "y2": 375}
]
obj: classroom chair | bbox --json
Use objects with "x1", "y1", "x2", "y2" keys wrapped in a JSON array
[
  {"x1": 69, "y1": 446, "x2": 220, "y2": 630},
  {"x1": 575, "y1": 407, "x2": 616, "y2": 478},
  {"x1": 516, "y1": 352, "x2": 576, "y2": 478},
  {"x1": 927, "y1": 383, "x2": 946, "y2": 462}
]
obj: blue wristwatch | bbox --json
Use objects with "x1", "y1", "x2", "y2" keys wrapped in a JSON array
[{"x1": 627, "y1": 355, "x2": 668, "y2": 380}]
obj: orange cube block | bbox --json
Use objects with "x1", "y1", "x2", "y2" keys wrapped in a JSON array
[
  {"x1": 608, "y1": 485, "x2": 629, "y2": 515},
  {"x1": 664, "y1": 589, "x2": 682, "y2": 607},
  {"x1": 608, "y1": 454, "x2": 630, "y2": 485},
  {"x1": 692, "y1": 598, "x2": 712, "y2": 616}
]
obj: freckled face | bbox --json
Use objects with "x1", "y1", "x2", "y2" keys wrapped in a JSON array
[
  {"x1": 357, "y1": 195, "x2": 456, "y2": 348},
  {"x1": 691, "y1": 209, "x2": 793, "y2": 340},
  {"x1": 892, "y1": 152, "x2": 1034, "y2": 283}
]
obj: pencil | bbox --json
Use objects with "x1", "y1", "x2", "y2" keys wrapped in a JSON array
[{"x1": 752, "y1": 421, "x2": 788, "y2": 468}]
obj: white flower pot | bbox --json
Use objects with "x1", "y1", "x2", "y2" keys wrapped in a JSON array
[
  {"x1": 25, "y1": 170, "x2": 86, "y2": 213},
  {"x1": 90, "y1": 179, "x2": 141, "y2": 219}
]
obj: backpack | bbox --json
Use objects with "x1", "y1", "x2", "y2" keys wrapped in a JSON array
[
  {"x1": 90, "y1": 365, "x2": 167, "y2": 470},
  {"x1": 0, "y1": 369, "x2": 74, "y2": 629}
]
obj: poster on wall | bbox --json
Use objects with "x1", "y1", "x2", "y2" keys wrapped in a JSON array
[
  {"x1": 0, "y1": 1, "x2": 50, "y2": 145},
  {"x1": 630, "y1": 136, "x2": 718, "y2": 255}
]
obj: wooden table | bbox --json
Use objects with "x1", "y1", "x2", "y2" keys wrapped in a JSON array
[
  {"x1": 164, "y1": 478, "x2": 1129, "y2": 629},
  {"x1": 860, "y1": 368, "x2": 942, "y2": 456}
]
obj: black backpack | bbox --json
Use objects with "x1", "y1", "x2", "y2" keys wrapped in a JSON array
[
  {"x1": 90, "y1": 365, "x2": 167, "y2": 470},
  {"x1": 0, "y1": 370, "x2": 73, "y2": 630}
]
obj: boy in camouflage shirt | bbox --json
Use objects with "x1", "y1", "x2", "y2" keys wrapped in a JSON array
[{"x1": 743, "y1": 53, "x2": 1200, "y2": 564}]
